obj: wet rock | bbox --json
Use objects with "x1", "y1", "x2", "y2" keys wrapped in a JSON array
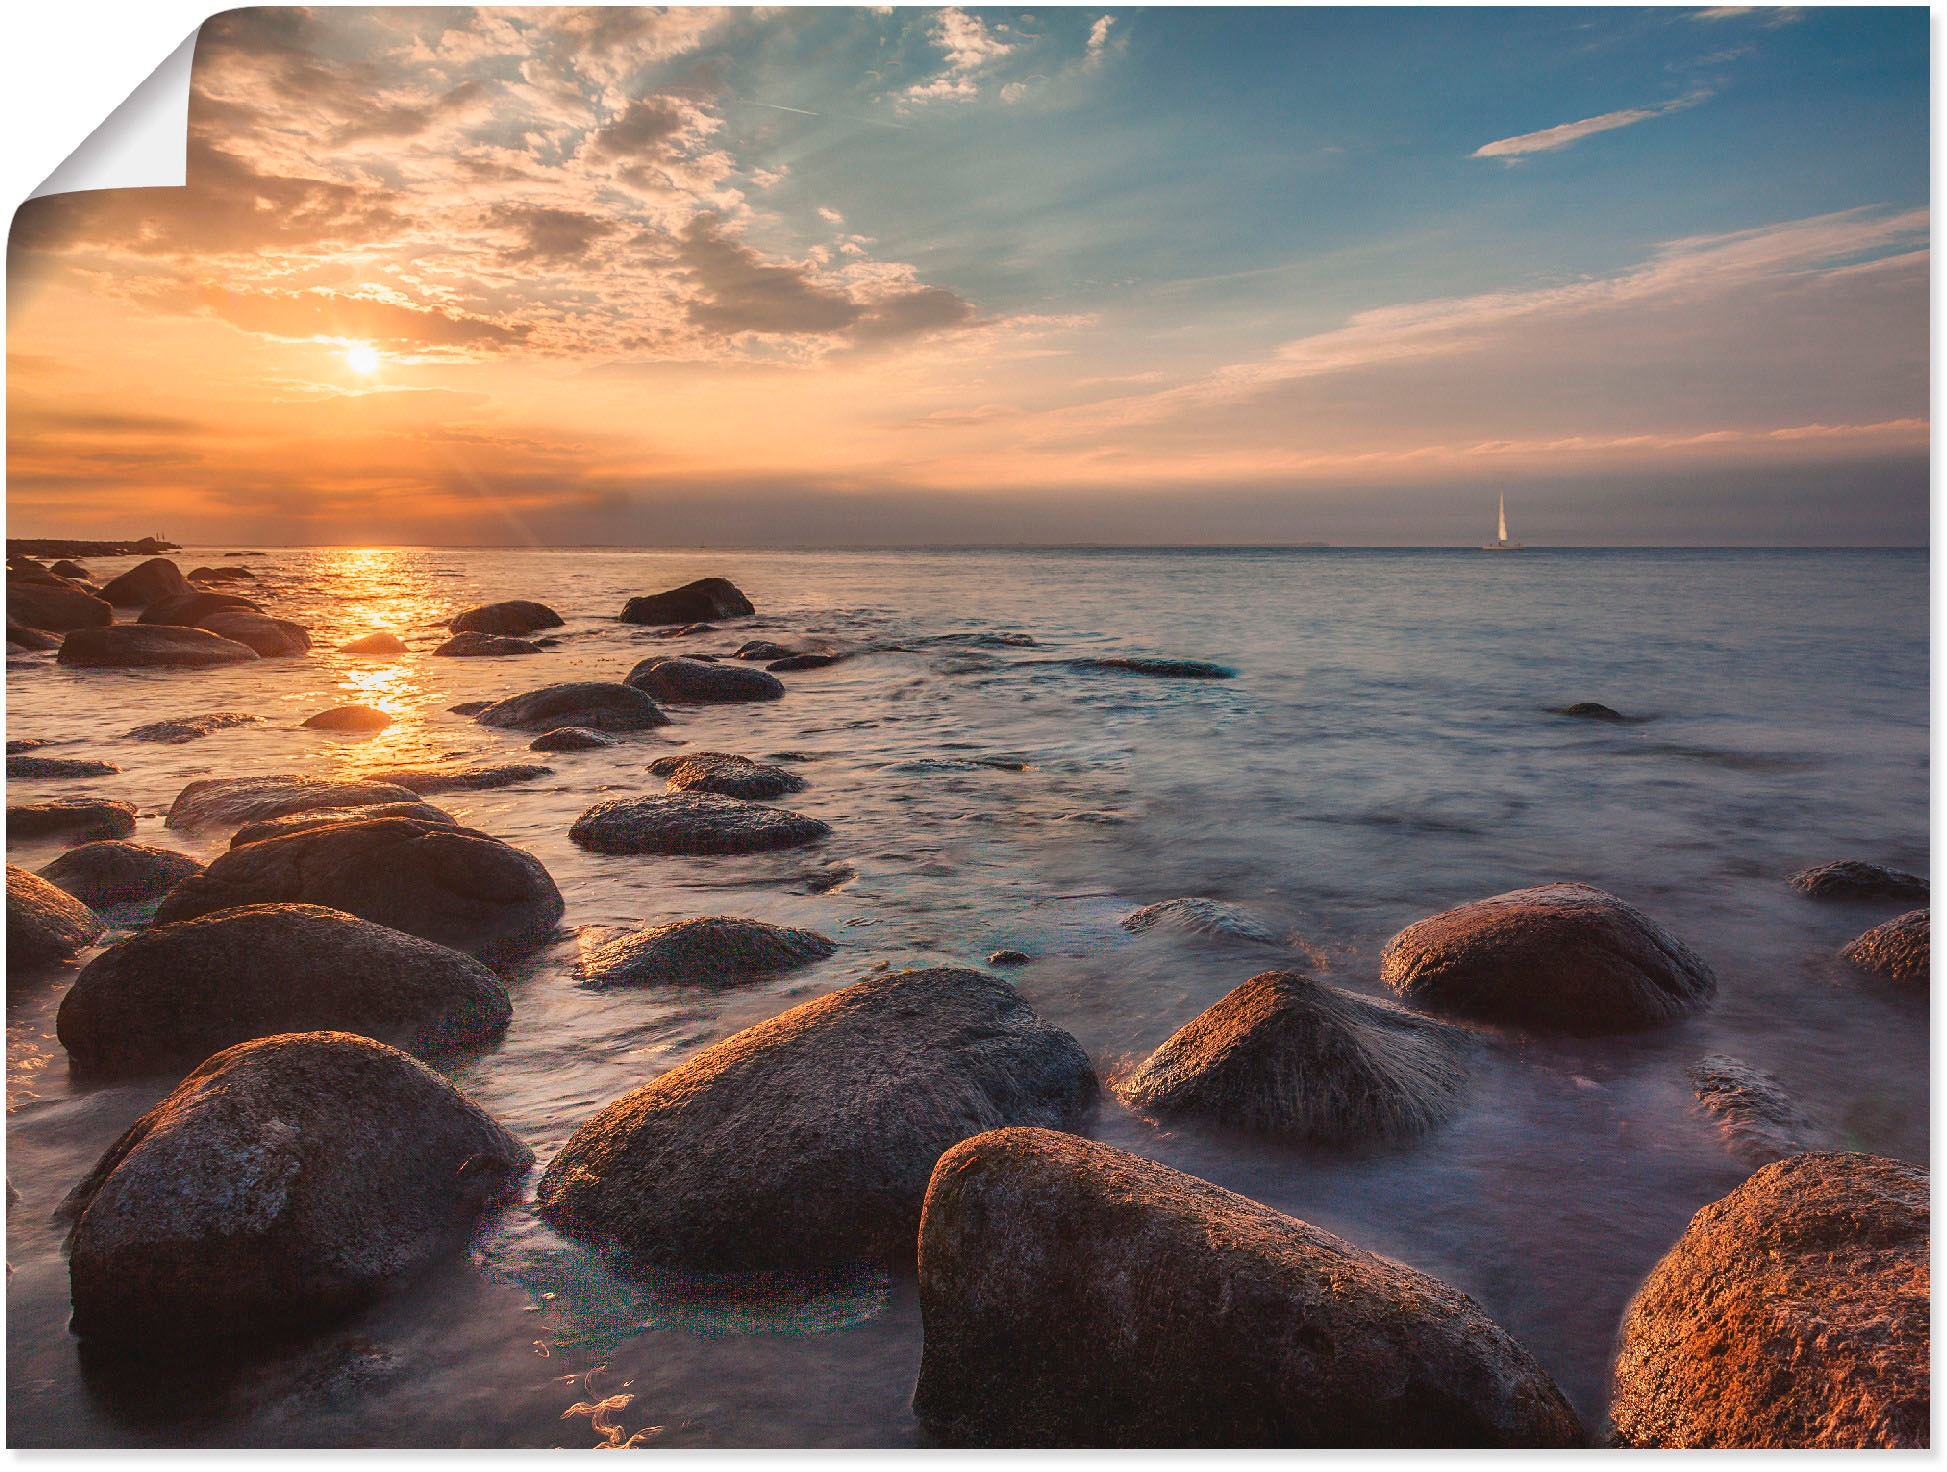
[
  {"x1": 124, "y1": 712, "x2": 262, "y2": 744},
  {"x1": 580, "y1": 916, "x2": 838, "y2": 988},
  {"x1": 98, "y1": 557, "x2": 193, "y2": 607},
  {"x1": 1786, "y1": 860, "x2": 1928, "y2": 901},
  {"x1": 137, "y1": 591, "x2": 263, "y2": 626},
  {"x1": 988, "y1": 950, "x2": 1031, "y2": 966},
  {"x1": 1066, "y1": 655, "x2": 1236, "y2": 680},
  {"x1": 448, "y1": 600, "x2": 563, "y2": 637},
  {"x1": 7, "y1": 755, "x2": 119, "y2": 779},
  {"x1": 433, "y1": 631, "x2": 541, "y2": 657},
  {"x1": 474, "y1": 681, "x2": 669, "y2": 732},
  {"x1": 187, "y1": 565, "x2": 254, "y2": 584},
  {"x1": 8, "y1": 798, "x2": 137, "y2": 842},
  {"x1": 1552, "y1": 701, "x2": 1630, "y2": 722},
  {"x1": 340, "y1": 632, "x2": 408, "y2": 655},
  {"x1": 57, "y1": 905, "x2": 513, "y2": 1077},
  {"x1": 529, "y1": 726, "x2": 616, "y2": 752},
  {"x1": 49, "y1": 560, "x2": 91, "y2": 581},
  {"x1": 165, "y1": 776, "x2": 422, "y2": 830},
  {"x1": 619, "y1": 577, "x2": 755, "y2": 626},
  {"x1": 7, "y1": 738, "x2": 49, "y2": 754},
  {"x1": 446, "y1": 700, "x2": 491, "y2": 716},
  {"x1": 536, "y1": 967, "x2": 1095, "y2": 1269},
  {"x1": 626, "y1": 656, "x2": 785, "y2": 704},
  {"x1": 7, "y1": 620, "x2": 64, "y2": 651},
  {"x1": 7, "y1": 581, "x2": 112, "y2": 632},
  {"x1": 1118, "y1": 971, "x2": 1467, "y2": 1143},
  {"x1": 61, "y1": 1032, "x2": 531, "y2": 1349},
  {"x1": 1121, "y1": 897, "x2": 1278, "y2": 945},
  {"x1": 647, "y1": 751, "x2": 807, "y2": 800},
  {"x1": 1839, "y1": 908, "x2": 1927, "y2": 983},
  {"x1": 1379, "y1": 882, "x2": 1716, "y2": 1034},
  {"x1": 768, "y1": 652, "x2": 842, "y2": 672},
  {"x1": 152, "y1": 817, "x2": 565, "y2": 960},
  {"x1": 363, "y1": 763, "x2": 553, "y2": 795},
  {"x1": 198, "y1": 611, "x2": 311, "y2": 657},
  {"x1": 58, "y1": 626, "x2": 258, "y2": 668},
  {"x1": 1611, "y1": 1152, "x2": 1926, "y2": 1448},
  {"x1": 231, "y1": 802, "x2": 454, "y2": 847},
  {"x1": 37, "y1": 842, "x2": 204, "y2": 908},
  {"x1": 8, "y1": 864, "x2": 104, "y2": 972},
  {"x1": 302, "y1": 704, "x2": 393, "y2": 732},
  {"x1": 1687, "y1": 1055, "x2": 1832, "y2": 1167},
  {"x1": 732, "y1": 640, "x2": 798, "y2": 661},
  {"x1": 570, "y1": 793, "x2": 829, "y2": 856},
  {"x1": 911, "y1": 1128, "x2": 1584, "y2": 1448}
]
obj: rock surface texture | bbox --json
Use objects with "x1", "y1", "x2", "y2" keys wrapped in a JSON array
[
  {"x1": 1786, "y1": 860, "x2": 1928, "y2": 900},
  {"x1": 474, "y1": 682, "x2": 669, "y2": 732},
  {"x1": 1839, "y1": 909, "x2": 1928, "y2": 983},
  {"x1": 579, "y1": 916, "x2": 837, "y2": 988},
  {"x1": 36, "y1": 841, "x2": 204, "y2": 908},
  {"x1": 8, "y1": 865, "x2": 104, "y2": 972},
  {"x1": 569, "y1": 793, "x2": 829, "y2": 855},
  {"x1": 1687, "y1": 1055, "x2": 1832, "y2": 1167},
  {"x1": 626, "y1": 656, "x2": 785, "y2": 704},
  {"x1": 448, "y1": 600, "x2": 563, "y2": 637},
  {"x1": 618, "y1": 577, "x2": 755, "y2": 625},
  {"x1": 647, "y1": 751, "x2": 807, "y2": 799},
  {"x1": 166, "y1": 776, "x2": 422, "y2": 830},
  {"x1": 8, "y1": 799, "x2": 138, "y2": 842},
  {"x1": 58, "y1": 626, "x2": 259, "y2": 669}
]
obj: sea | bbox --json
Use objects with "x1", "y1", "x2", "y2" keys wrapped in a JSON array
[{"x1": 4, "y1": 545, "x2": 1930, "y2": 1446}]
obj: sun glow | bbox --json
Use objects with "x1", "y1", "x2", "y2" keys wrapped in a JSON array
[{"x1": 344, "y1": 341, "x2": 381, "y2": 375}]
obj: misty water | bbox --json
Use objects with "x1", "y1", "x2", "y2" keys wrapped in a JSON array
[{"x1": 5, "y1": 545, "x2": 1928, "y2": 1447}]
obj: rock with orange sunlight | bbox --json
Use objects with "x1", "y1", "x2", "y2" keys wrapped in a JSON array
[
  {"x1": 7, "y1": 865, "x2": 104, "y2": 975},
  {"x1": 57, "y1": 626, "x2": 259, "y2": 669},
  {"x1": 647, "y1": 752, "x2": 807, "y2": 800},
  {"x1": 199, "y1": 611, "x2": 312, "y2": 658},
  {"x1": 340, "y1": 632, "x2": 409, "y2": 655},
  {"x1": 302, "y1": 705, "x2": 394, "y2": 733},
  {"x1": 7, "y1": 582, "x2": 112, "y2": 633},
  {"x1": 363, "y1": 763, "x2": 555, "y2": 795},
  {"x1": 97, "y1": 558, "x2": 193, "y2": 609},
  {"x1": 448, "y1": 600, "x2": 563, "y2": 638},
  {"x1": 166, "y1": 776, "x2": 422, "y2": 830},
  {"x1": 7, "y1": 621, "x2": 65, "y2": 651},
  {"x1": 618, "y1": 578, "x2": 756, "y2": 626},
  {"x1": 187, "y1": 566, "x2": 255, "y2": 585},
  {"x1": 124, "y1": 713, "x2": 263, "y2": 744},
  {"x1": 1840, "y1": 908, "x2": 1928, "y2": 983},
  {"x1": 137, "y1": 592, "x2": 263, "y2": 627},
  {"x1": 7, "y1": 798, "x2": 137, "y2": 842},
  {"x1": 230, "y1": 802, "x2": 456, "y2": 848}
]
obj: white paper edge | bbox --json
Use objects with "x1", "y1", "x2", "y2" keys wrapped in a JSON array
[{"x1": 26, "y1": 27, "x2": 199, "y2": 200}]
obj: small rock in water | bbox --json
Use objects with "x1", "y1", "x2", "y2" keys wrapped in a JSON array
[
  {"x1": 1686, "y1": 1055, "x2": 1832, "y2": 1167},
  {"x1": 302, "y1": 705, "x2": 393, "y2": 732},
  {"x1": 448, "y1": 600, "x2": 562, "y2": 637},
  {"x1": 626, "y1": 656, "x2": 785, "y2": 704},
  {"x1": 987, "y1": 949, "x2": 1031, "y2": 966},
  {"x1": 1839, "y1": 908, "x2": 1927, "y2": 982},
  {"x1": 447, "y1": 700, "x2": 491, "y2": 716},
  {"x1": 230, "y1": 801, "x2": 455, "y2": 847},
  {"x1": 1066, "y1": 655, "x2": 1236, "y2": 680},
  {"x1": 648, "y1": 751, "x2": 807, "y2": 799},
  {"x1": 124, "y1": 712, "x2": 261, "y2": 744},
  {"x1": 199, "y1": 611, "x2": 312, "y2": 657},
  {"x1": 474, "y1": 681, "x2": 669, "y2": 732},
  {"x1": 570, "y1": 793, "x2": 830, "y2": 856},
  {"x1": 1552, "y1": 701, "x2": 1632, "y2": 722},
  {"x1": 732, "y1": 640, "x2": 798, "y2": 661},
  {"x1": 58, "y1": 625, "x2": 259, "y2": 668},
  {"x1": 580, "y1": 916, "x2": 837, "y2": 988},
  {"x1": 1786, "y1": 859, "x2": 1928, "y2": 901},
  {"x1": 529, "y1": 726, "x2": 616, "y2": 752},
  {"x1": 618, "y1": 577, "x2": 755, "y2": 626},
  {"x1": 1121, "y1": 897, "x2": 1279, "y2": 945},
  {"x1": 7, "y1": 755, "x2": 119, "y2": 779},
  {"x1": 37, "y1": 841, "x2": 204, "y2": 908},
  {"x1": 433, "y1": 631, "x2": 541, "y2": 657},
  {"x1": 186, "y1": 565, "x2": 253, "y2": 583},
  {"x1": 341, "y1": 632, "x2": 408, "y2": 655},
  {"x1": 6, "y1": 738, "x2": 49, "y2": 754},
  {"x1": 364, "y1": 763, "x2": 553, "y2": 795},
  {"x1": 166, "y1": 776, "x2": 420, "y2": 830},
  {"x1": 768, "y1": 652, "x2": 842, "y2": 672},
  {"x1": 8, "y1": 798, "x2": 138, "y2": 842},
  {"x1": 49, "y1": 560, "x2": 91, "y2": 581},
  {"x1": 8, "y1": 864, "x2": 104, "y2": 973}
]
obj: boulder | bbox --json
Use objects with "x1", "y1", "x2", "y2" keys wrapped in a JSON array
[
  {"x1": 626, "y1": 656, "x2": 784, "y2": 704},
  {"x1": 98, "y1": 557, "x2": 193, "y2": 607},
  {"x1": 302, "y1": 704, "x2": 393, "y2": 732},
  {"x1": 732, "y1": 640, "x2": 798, "y2": 661},
  {"x1": 536, "y1": 967, "x2": 1095, "y2": 1269},
  {"x1": 49, "y1": 560, "x2": 91, "y2": 580},
  {"x1": 7, "y1": 620, "x2": 64, "y2": 651},
  {"x1": 911, "y1": 1129, "x2": 1584, "y2": 1447},
  {"x1": 8, "y1": 865, "x2": 103, "y2": 972},
  {"x1": 37, "y1": 842, "x2": 203, "y2": 908},
  {"x1": 579, "y1": 916, "x2": 837, "y2": 988},
  {"x1": 60, "y1": 1032, "x2": 531, "y2": 1349},
  {"x1": 1121, "y1": 897, "x2": 1277, "y2": 945},
  {"x1": 618, "y1": 577, "x2": 755, "y2": 626},
  {"x1": 231, "y1": 801, "x2": 454, "y2": 847},
  {"x1": 474, "y1": 682, "x2": 669, "y2": 732},
  {"x1": 447, "y1": 700, "x2": 492, "y2": 716},
  {"x1": 448, "y1": 600, "x2": 562, "y2": 637},
  {"x1": 7, "y1": 798, "x2": 137, "y2": 842},
  {"x1": 57, "y1": 626, "x2": 258, "y2": 668},
  {"x1": 151, "y1": 817, "x2": 565, "y2": 960},
  {"x1": 1066, "y1": 655, "x2": 1235, "y2": 680},
  {"x1": 529, "y1": 726, "x2": 616, "y2": 752},
  {"x1": 769, "y1": 653, "x2": 842, "y2": 672},
  {"x1": 363, "y1": 763, "x2": 553, "y2": 795},
  {"x1": 570, "y1": 793, "x2": 829, "y2": 856},
  {"x1": 124, "y1": 712, "x2": 261, "y2": 743},
  {"x1": 340, "y1": 631, "x2": 408, "y2": 655},
  {"x1": 647, "y1": 751, "x2": 807, "y2": 799},
  {"x1": 166, "y1": 775, "x2": 421, "y2": 830},
  {"x1": 187, "y1": 565, "x2": 254, "y2": 583},
  {"x1": 1379, "y1": 882, "x2": 1716, "y2": 1034},
  {"x1": 7, "y1": 738, "x2": 48, "y2": 754},
  {"x1": 198, "y1": 611, "x2": 311, "y2": 657},
  {"x1": 1786, "y1": 860, "x2": 1927, "y2": 901},
  {"x1": 1117, "y1": 971, "x2": 1467, "y2": 1143},
  {"x1": 57, "y1": 904, "x2": 513, "y2": 1076},
  {"x1": 6, "y1": 581, "x2": 112, "y2": 632},
  {"x1": 1611, "y1": 1152, "x2": 1927, "y2": 1448},
  {"x1": 1687, "y1": 1055, "x2": 1832, "y2": 1167},
  {"x1": 988, "y1": 950, "x2": 1031, "y2": 966},
  {"x1": 1839, "y1": 908, "x2": 1927, "y2": 983},
  {"x1": 433, "y1": 631, "x2": 541, "y2": 657},
  {"x1": 138, "y1": 591, "x2": 263, "y2": 626},
  {"x1": 7, "y1": 755, "x2": 119, "y2": 779},
  {"x1": 1551, "y1": 701, "x2": 1631, "y2": 722}
]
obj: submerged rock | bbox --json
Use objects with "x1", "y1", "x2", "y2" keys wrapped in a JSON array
[
  {"x1": 433, "y1": 631, "x2": 541, "y2": 657},
  {"x1": 732, "y1": 640, "x2": 798, "y2": 661},
  {"x1": 474, "y1": 681, "x2": 669, "y2": 732},
  {"x1": 626, "y1": 656, "x2": 784, "y2": 704},
  {"x1": 124, "y1": 712, "x2": 261, "y2": 744},
  {"x1": 6, "y1": 738, "x2": 49, "y2": 754},
  {"x1": 1786, "y1": 860, "x2": 1928, "y2": 901},
  {"x1": 7, "y1": 798, "x2": 137, "y2": 842},
  {"x1": 37, "y1": 842, "x2": 204, "y2": 908},
  {"x1": 186, "y1": 565, "x2": 253, "y2": 584},
  {"x1": 536, "y1": 968, "x2": 1095, "y2": 1269},
  {"x1": 448, "y1": 600, "x2": 563, "y2": 638},
  {"x1": 988, "y1": 950, "x2": 1031, "y2": 966},
  {"x1": 580, "y1": 916, "x2": 837, "y2": 988},
  {"x1": 363, "y1": 763, "x2": 553, "y2": 795},
  {"x1": 1121, "y1": 897, "x2": 1278, "y2": 945},
  {"x1": 647, "y1": 751, "x2": 807, "y2": 800},
  {"x1": 1117, "y1": 971, "x2": 1467, "y2": 1143},
  {"x1": 529, "y1": 726, "x2": 616, "y2": 752},
  {"x1": 7, "y1": 755, "x2": 119, "y2": 779},
  {"x1": 1551, "y1": 701, "x2": 1631, "y2": 722},
  {"x1": 1066, "y1": 655, "x2": 1236, "y2": 680},
  {"x1": 49, "y1": 560, "x2": 91, "y2": 581},
  {"x1": 166, "y1": 776, "x2": 421, "y2": 830},
  {"x1": 7, "y1": 620, "x2": 65, "y2": 651},
  {"x1": 1686, "y1": 1055, "x2": 1832, "y2": 1167},
  {"x1": 98, "y1": 557, "x2": 192, "y2": 607},
  {"x1": 231, "y1": 801, "x2": 454, "y2": 847},
  {"x1": 137, "y1": 591, "x2": 263, "y2": 627},
  {"x1": 8, "y1": 865, "x2": 104, "y2": 972},
  {"x1": 1611, "y1": 1152, "x2": 1927, "y2": 1448},
  {"x1": 618, "y1": 577, "x2": 755, "y2": 626},
  {"x1": 769, "y1": 652, "x2": 842, "y2": 672},
  {"x1": 340, "y1": 631, "x2": 408, "y2": 655},
  {"x1": 1379, "y1": 882, "x2": 1716, "y2": 1034},
  {"x1": 61, "y1": 1032, "x2": 531, "y2": 1349},
  {"x1": 57, "y1": 904, "x2": 513, "y2": 1076},
  {"x1": 302, "y1": 704, "x2": 393, "y2": 732},
  {"x1": 446, "y1": 700, "x2": 492, "y2": 716},
  {"x1": 58, "y1": 626, "x2": 259, "y2": 669},
  {"x1": 198, "y1": 611, "x2": 311, "y2": 657},
  {"x1": 152, "y1": 817, "x2": 565, "y2": 960},
  {"x1": 1839, "y1": 908, "x2": 1927, "y2": 983},
  {"x1": 7, "y1": 582, "x2": 112, "y2": 632},
  {"x1": 911, "y1": 1129, "x2": 1583, "y2": 1448},
  {"x1": 570, "y1": 793, "x2": 829, "y2": 856}
]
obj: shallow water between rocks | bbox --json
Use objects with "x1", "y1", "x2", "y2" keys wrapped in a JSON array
[{"x1": 5, "y1": 545, "x2": 1928, "y2": 1447}]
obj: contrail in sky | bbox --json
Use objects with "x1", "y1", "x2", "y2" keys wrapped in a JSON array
[{"x1": 732, "y1": 98, "x2": 908, "y2": 130}]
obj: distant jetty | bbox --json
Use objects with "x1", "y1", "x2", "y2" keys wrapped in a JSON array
[{"x1": 7, "y1": 536, "x2": 178, "y2": 558}]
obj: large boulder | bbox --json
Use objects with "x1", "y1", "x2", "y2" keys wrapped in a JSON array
[
  {"x1": 7, "y1": 581, "x2": 112, "y2": 632},
  {"x1": 536, "y1": 968, "x2": 1095, "y2": 1269},
  {"x1": 125, "y1": 712, "x2": 261, "y2": 743},
  {"x1": 166, "y1": 775, "x2": 422, "y2": 830},
  {"x1": 1116, "y1": 971, "x2": 1467, "y2": 1143},
  {"x1": 448, "y1": 600, "x2": 562, "y2": 637},
  {"x1": 8, "y1": 865, "x2": 103, "y2": 972},
  {"x1": 1121, "y1": 897, "x2": 1278, "y2": 945},
  {"x1": 1786, "y1": 860, "x2": 1927, "y2": 900},
  {"x1": 618, "y1": 577, "x2": 754, "y2": 626},
  {"x1": 569, "y1": 793, "x2": 829, "y2": 855},
  {"x1": 433, "y1": 631, "x2": 541, "y2": 657},
  {"x1": 137, "y1": 591, "x2": 263, "y2": 626},
  {"x1": 1611, "y1": 1152, "x2": 1927, "y2": 1448},
  {"x1": 1379, "y1": 882, "x2": 1716, "y2": 1034},
  {"x1": 198, "y1": 611, "x2": 311, "y2": 657},
  {"x1": 231, "y1": 801, "x2": 454, "y2": 847},
  {"x1": 57, "y1": 625, "x2": 258, "y2": 668},
  {"x1": 579, "y1": 916, "x2": 837, "y2": 988},
  {"x1": 647, "y1": 751, "x2": 806, "y2": 799},
  {"x1": 98, "y1": 557, "x2": 193, "y2": 607},
  {"x1": 626, "y1": 656, "x2": 784, "y2": 704},
  {"x1": 7, "y1": 798, "x2": 137, "y2": 842},
  {"x1": 60, "y1": 1031, "x2": 532, "y2": 1349},
  {"x1": 151, "y1": 817, "x2": 565, "y2": 960},
  {"x1": 37, "y1": 841, "x2": 204, "y2": 908},
  {"x1": 474, "y1": 682, "x2": 669, "y2": 732},
  {"x1": 1840, "y1": 908, "x2": 1927, "y2": 982},
  {"x1": 57, "y1": 904, "x2": 513, "y2": 1076},
  {"x1": 911, "y1": 1129, "x2": 1584, "y2": 1447}
]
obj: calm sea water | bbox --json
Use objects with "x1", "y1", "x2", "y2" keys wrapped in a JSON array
[{"x1": 5, "y1": 546, "x2": 1929, "y2": 1446}]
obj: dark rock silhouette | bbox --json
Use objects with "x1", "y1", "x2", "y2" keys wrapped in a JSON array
[
  {"x1": 8, "y1": 798, "x2": 137, "y2": 842},
  {"x1": 1840, "y1": 908, "x2": 1927, "y2": 982},
  {"x1": 626, "y1": 656, "x2": 784, "y2": 704},
  {"x1": 37, "y1": 842, "x2": 203, "y2": 908},
  {"x1": 1066, "y1": 655, "x2": 1235, "y2": 679},
  {"x1": 988, "y1": 950, "x2": 1031, "y2": 966},
  {"x1": 364, "y1": 763, "x2": 554, "y2": 795},
  {"x1": 198, "y1": 611, "x2": 311, "y2": 657},
  {"x1": 97, "y1": 557, "x2": 192, "y2": 607},
  {"x1": 618, "y1": 577, "x2": 755, "y2": 625},
  {"x1": 1552, "y1": 701, "x2": 1631, "y2": 722},
  {"x1": 1787, "y1": 860, "x2": 1928, "y2": 901},
  {"x1": 433, "y1": 631, "x2": 541, "y2": 657},
  {"x1": 579, "y1": 916, "x2": 837, "y2": 988},
  {"x1": 570, "y1": 793, "x2": 829, "y2": 855},
  {"x1": 448, "y1": 600, "x2": 563, "y2": 637},
  {"x1": 474, "y1": 681, "x2": 669, "y2": 732},
  {"x1": 58, "y1": 626, "x2": 258, "y2": 668},
  {"x1": 647, "y1": 751, "x2": 807, "y2": 799},
  {"x1": 6, "y1": 581, "x2": 112, "y2": 632}
]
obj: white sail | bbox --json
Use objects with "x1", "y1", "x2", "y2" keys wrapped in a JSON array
[{"x1": 1497, "y1": 493, "x2": 1508, "y2": 543}]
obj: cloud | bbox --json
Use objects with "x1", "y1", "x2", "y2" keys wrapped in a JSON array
[
  {"x1": 490, "y1": 204, "x2": 617, "y2": 265},
  {"x1": 817, "y1": 206, "x2": 845, "y2": 225},
  {"x1": 904, "y1": 7, "x2": 1012, "y2": 103},
  {"x1": 1473, "y1": 91, "x2": 1709, "y2": 159},
  {"x1": 1085, "y1": 15, "x2": 1115, "y2": 68}
]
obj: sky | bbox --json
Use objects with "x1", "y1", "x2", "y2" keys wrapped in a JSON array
[{"x1": 5, "y1": 5, "x2": 1930, "y2": 546}]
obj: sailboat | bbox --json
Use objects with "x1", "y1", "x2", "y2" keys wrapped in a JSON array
[{"x1": 1481, "y1": 493, "x2": 1524, "y2": 551}]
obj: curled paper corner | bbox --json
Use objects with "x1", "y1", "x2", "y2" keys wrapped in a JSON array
[{"x1": 27, "y1": 29, "x2": 199, "y2": 200}]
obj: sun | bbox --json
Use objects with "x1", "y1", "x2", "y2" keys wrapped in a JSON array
[{"x1": 344, "y1": 341, "x2": 381, "y2": 375}]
